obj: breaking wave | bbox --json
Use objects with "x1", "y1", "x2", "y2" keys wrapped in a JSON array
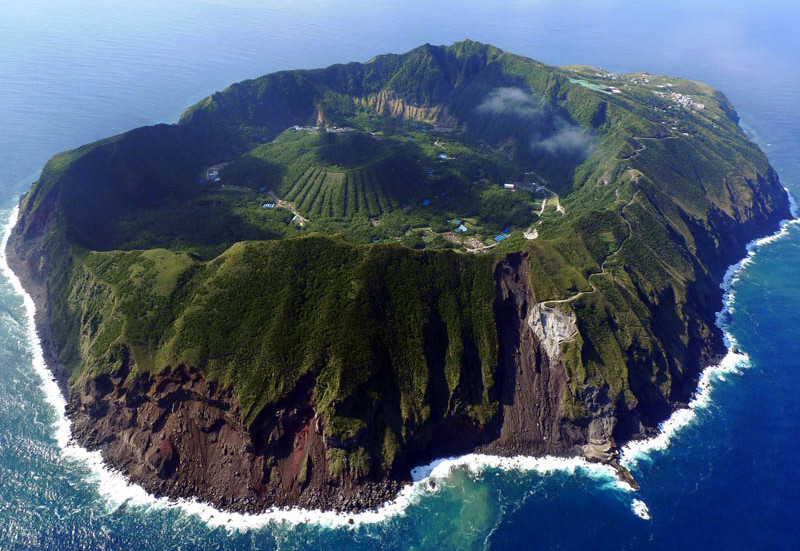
[{"x1": 621, "y1": 200, "x2": 800, "y2": 467}]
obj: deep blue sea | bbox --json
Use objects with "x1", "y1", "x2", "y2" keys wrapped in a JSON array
[{"x1": 1, "y1": 1, "x2": 799, "y2": 549}]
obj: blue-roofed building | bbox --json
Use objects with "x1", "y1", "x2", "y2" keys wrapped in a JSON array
[
  {"x1": 503, "y1": 226, "x2": 511, "y2": 233},
  {"x1": 455, "y1": 224, "x2": 468, "y2": 233},
  {"x1": 259, "y1": 186, "x2": 266, "y2": 192},
  {"x1": 262, "y1": 202, "x2": 275, "y2": 209},
  {"x1": 422, "y1": 199, "x2": 431, "y2": 206},
  {"x1": 494, "y1": 233, "x2": 510, "y2": 242},
  {"x1": 439, "y1": 153, "x2": 448, "y2": 159}
]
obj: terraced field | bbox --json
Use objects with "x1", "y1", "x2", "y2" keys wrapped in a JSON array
[{"x1": 283, "y1": 156, "x2": 423, "y2": 219}]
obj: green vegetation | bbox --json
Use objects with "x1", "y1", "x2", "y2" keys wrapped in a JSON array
[{"x1": 16, "y1": 40, "x2": 788, "y2": 479}]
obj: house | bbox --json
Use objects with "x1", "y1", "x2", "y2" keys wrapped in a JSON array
[
  {"x1": 503, "y1": 183, "x2": 516, "y2": 190},
  {"x1": 455, "y1": 224, "x2": 468, "y2": 233},
  {"x1": 262, "y1": 202, "x2": 275, "y2": 209},
  {"x1": 494, "y1": 233, "x2": 510, "y2": 242}
]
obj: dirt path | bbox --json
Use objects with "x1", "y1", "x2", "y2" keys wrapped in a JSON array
[
  {"x1": 467, "y1": 242, "x2": 500, "y2": 253},
  {"x1": 268, "y1": 191, "x2": 310, "y2": 226},
  {"x1": 523, "y1": 185, "x2": 565, "y2": 240},
  {"x1": 469, "y1": 183, "x2": 566, "y2": 251},
  {"x1": 554, "y1": 194, "x2": 565, "y2": 214}
]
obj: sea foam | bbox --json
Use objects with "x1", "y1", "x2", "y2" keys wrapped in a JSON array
[
  {"x1": 620, "y1": 205, "x2": 800, "y2": 467},
  {"x1": 2, "y1": 198, "x2": 798, "y2": 530},
  {"x1": 631, "y1": 499, "x2": 650, "y2": 520}
]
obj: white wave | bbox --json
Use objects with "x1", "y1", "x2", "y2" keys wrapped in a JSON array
[
  {"x1": 621, "y1": 343, "x2": 749, "y2": 465},
  {"x1": 3, "y1": 201, "x2": 799, "y2": 530},
  {"x1": 631, "y1": 499, "x2": 650, "y2": 520},
  {"x1": 0, "y1": 206, "x2": 72, "y2": 451},
  {"x1": 786, "y1": 187, "x2": 799, "y2": 219},
  {"x1": 621, "y1": 212, "x2": 800, "y2": 467},
  {"x1": 411, "y1": 453, "x2": 627, "y2": 489}
]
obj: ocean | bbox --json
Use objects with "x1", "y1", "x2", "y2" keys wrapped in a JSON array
[{"x1": 0, "y1": 1, "x2": 798, "y2": 549}]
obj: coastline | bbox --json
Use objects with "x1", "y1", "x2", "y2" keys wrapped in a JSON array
[
  {"x1": 621, "y1": 191, "x2": 800, "y2": 464},
  {"x1": 3, "y1": 192, "x2": 797, "y2": 529},
  {"x1": 0, "y1": 205, "x2": 628, "y2": 529}
]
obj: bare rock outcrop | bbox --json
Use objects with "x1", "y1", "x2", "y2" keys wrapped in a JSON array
[
  {"x1": 482, "y1": 252, "x2": 586, "y2": 456},
  {"x1": 67, "y1": 364, "x2": 401, "y2": 513}
]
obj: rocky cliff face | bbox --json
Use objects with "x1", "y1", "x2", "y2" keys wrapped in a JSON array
[
  {"x1": 58, "y1": 250, "x2": 596, "y2": 513},
  {"x1": 67, "y1": 364, "x2": 402, "y2": 512},
  {"x1": 355, "y1": 92, "x2": 460, "y2": 127},
  {"x1": 483, "y1": 253, "x2": 585, "y2": 456}
]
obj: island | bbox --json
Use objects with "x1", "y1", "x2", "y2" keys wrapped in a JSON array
[{"x1": 7, "y1": 40, "x2": 790, "y2": 513}]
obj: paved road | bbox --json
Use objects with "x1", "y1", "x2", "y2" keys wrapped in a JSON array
[{"x1": 543, "y1": 189, "x2": 640, "y2": 307}]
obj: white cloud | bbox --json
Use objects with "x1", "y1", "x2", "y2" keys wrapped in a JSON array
[
  {"x1": 532, "y1": 117, "x2": 594, "y2": 157},
  {"x1": 477, "y1": 87, "x2": 540, "y2": 117}
]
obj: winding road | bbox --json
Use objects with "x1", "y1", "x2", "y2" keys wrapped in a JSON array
[
  {"x1": 522, "y1": 184, "x2": 565, "y2": 240},
  {"x1": 542, "y1": 189, "x2": 640, "y2": 307},
  {"x1": 620, "y1": 134, "x2": 678, "y2": 161},
  {"x1": 539, "y1": 134, "x2": 679, "y2": 303}
]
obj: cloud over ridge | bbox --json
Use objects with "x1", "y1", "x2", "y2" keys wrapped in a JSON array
[
  {"x1": 477, "y1": 87, "x2": 540, "y2": 117},
  {"x1": 532, "y1": 117, "x2": 595, "y2": 157}
]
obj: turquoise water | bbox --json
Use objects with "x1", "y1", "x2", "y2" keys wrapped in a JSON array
[{"x1": 1, "y1": 1, "x2": 799, "y2": 548}]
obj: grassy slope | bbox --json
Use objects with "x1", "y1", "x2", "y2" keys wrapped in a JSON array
[{"x1": 56, "y1": 236, "x2": 498, "y2": 474}]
